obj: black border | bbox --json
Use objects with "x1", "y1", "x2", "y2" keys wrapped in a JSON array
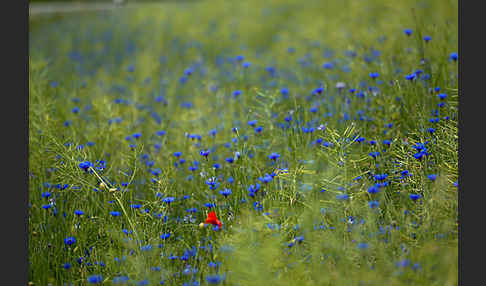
[{"x1": 4, "y1": 0, "x2": 29, "y2": 284}]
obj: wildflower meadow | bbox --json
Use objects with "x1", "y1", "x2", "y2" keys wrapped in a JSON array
[{"x1": 29, "y1": 0, "x2": 458, "y2": 285}]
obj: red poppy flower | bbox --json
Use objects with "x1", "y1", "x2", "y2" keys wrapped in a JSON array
[{"x1": 205, "y1": 211, "x2": 222, "y2": 228}]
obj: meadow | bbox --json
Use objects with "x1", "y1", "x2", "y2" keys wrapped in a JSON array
[{"x1": 28, "y1": 0, "x2": 458, "y2": 285}]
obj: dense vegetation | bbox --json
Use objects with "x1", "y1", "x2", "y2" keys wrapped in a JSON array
[{"x1": 29, "y1": 0, "x2": 458, "y2": 285}]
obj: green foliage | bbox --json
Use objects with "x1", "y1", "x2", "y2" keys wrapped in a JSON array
[{"x1": 29, "y1": 0, "x2": 458, "y2": 284}]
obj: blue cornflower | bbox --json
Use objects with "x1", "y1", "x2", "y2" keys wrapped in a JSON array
[
  {"x1": 173, "y1": 152, "x2": 182, "y2": 157},
  {"x1": 132, "y1": 133, "x2": 141, "y2": 139},
  {"x1": 404, "y1": 28, "x2": 413, "y2": 36},
  {"x1": 206, "y1": 274, "x2": 223, "y2": 284},
  {"x1": 248, "y1": 120, "x2": 257, "y2": 127},
  {"x1": 79, "y1": 161, "x2": 93, "y2": 172},
  {"x1": 374, "y1": 174, "x2": 388, "y2": 181},
  {"x1": 163, "y1": 197, "x2": 175, "y2": 205},
  {"x1": 74, "y1": 210, "x2": 84, "y2": 216},
  {"x1": 140, "y1": 245, "x2": 153, "y2": 252},
  {"x1": 268, "y1": 152, "x2": 280, "y2": 161},
  {"x1": 336, "y1": 194, "x2": 349, "y2": 200},
  {"x1": 156, "y1": 130, "x2": 166, "y2": 136},
  {"x1": 248, "y1": 183, "x2": 260, "y2": 194},
  {"x1": 438, "y1": 93, "x2": 447, "y2": 100},
  {"x1": 151, "y1": 168, "x2": 162, "y2": 177},
  {"x1": 322, "y1": 62, "x2": 334, "y2": 69},
  {"x1": 42, "y1": 204, "x2": 52, "y2": 210},
  {"x1": 168, "y1": 253, "x2": 179, "y2": 261},
  {"x1": 87, "y1": 274, "x2": 103, "y2": 284},
  {"x1": 400, "y1": 170, "x2": 411, "y2": 178},
  {"x1": 113, "y1": 276, "x2": 130, "y2": 283},
  {"x1": 357, "y1": 243, "x2": 369, "y2": 249},
  {"x1": 258, "y1": 173, "x2": 273, "y2": 184},
  {"x1": 206, "y1": 178, "x2": 220, "y2": 190},
  {"x1": 72, "y1": 107, "x2": 80, "y2": 114},
  {"x1": 413, "y1": 151, "x2": 426, "y2": 160},
  {"x1": 200, "y1": 149, "x2": 211, "y2": 157},
  {"x1": 266, "y1": 66, "x2": 276, "y2": 74},
  {"x1": 253, "y1": 201, "x2": 263, "y2": 212},
  {"x1": 184, "y1": 68, "x2": 193, "y2": 76},
  {"x1": 367, "y1": 185, "x2": 379, "y2": 194},
  {"x1": 427, "y1": 174, "x2": 437, "y2": 181},
  {"x1": 396, "y1": 259, "x2": 410, "y2": 268},
  {"x1": 110, "y1": 211, "x2": 121, "y2": 217},
  {"x1": 423, "y1": 35, "x2": 431, "y2": 42},
  {"x1": 41, "y1": 191, "x2": 51, "y2": 199},
  {"x1": 160, "y1": 233, "x2": 171, "y2": 240},
  {"x1": 209, "y1": 129, "x2": 218, "y2": 137},
  {"x1": 281, "y1": 88, "x2": 289, "y2": 95},
  {"x1": 413, "y1": 142, "x2": 428, "y2": 151},
  {"x1": 355, "y1": 136, "x2": 366, "y2": 143},
  {"x1": 368, "y1": 200, "x2": 379, "y2": 209},
  {"x1": 427, "y1": 127, "x2": 435, "y2": 134},
  {"x1": 313, "y1": 87, "x2": 324, "y2": 95},
  {"x1": 220, "y1": 188, "x2": 232, "y2": 198},
  {"x1": 205, "y1": 202, "x2": 216, "y2": 209},
  {"x1": 225, "y1": 157, "x2": 234, "y2": 164},
  {"x1": 294, "y1": 235, "x2": 304, "y2": 243},
  {"x1": 242, "y1": 61, "x2": 251, "y2": 68},
  {"x1": 236, "y1": 55, "x2": 244, "y2": 61},
  {"x1": 62, "y1": 263, "x2": 71, "y2": 269},
  {"x1": 409, "y1": 194, "x2": 422, "y2": 201},
  {"x1": 412, "y1": 263, "x2": 422, "y2": 271},
  {"x1": 322, "y1": 141, "x2": 333, "y2": 147},
  {"x1": 64, "y1": 236, "x2": 76, "y2": 246},
  {"x1": 405, "y1": 73, "x2": 416, "y2": 81},
  {"x1": 130, "y1": 204, "x2": 141, "y2": 209},
  {"x1": 254, "y1": 126, "x2": 263, "y2": 133},
  {"x1": 233, "y1": 90, "x2": 241, "y2": 98},
  {"x1": 449, "y1": 52, "x2": 458, "y2": 61},
  {"x1": 369, "y1": 72, "x2": 379, "y2": 79},
  {"x1": 369, "y1": 151, "x2": 380, "y2": 159}
]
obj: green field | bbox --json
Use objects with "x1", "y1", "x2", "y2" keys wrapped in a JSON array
[{"x1": 29, "y1": 0, "x2": 458, "y2": 285}]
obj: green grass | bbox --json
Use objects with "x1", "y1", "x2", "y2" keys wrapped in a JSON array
[{"x1": 29, "y1": 0, "x2": 458, "y2": 285}]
